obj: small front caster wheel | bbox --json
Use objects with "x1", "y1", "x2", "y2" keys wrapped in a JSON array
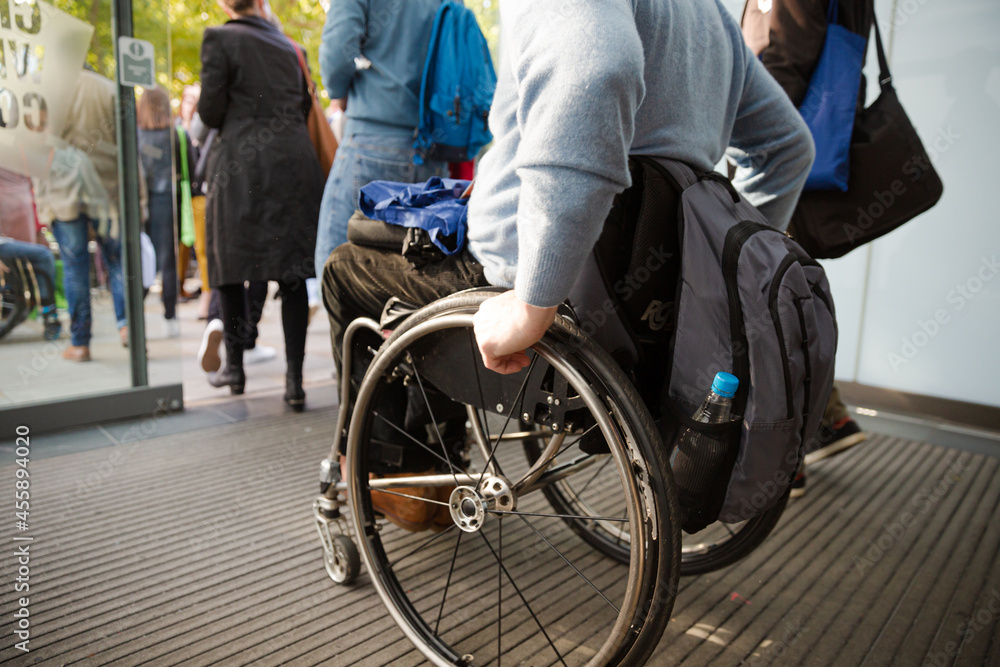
[{"x1": 325, "y1": 534, "x2": 361, "y2": 584}]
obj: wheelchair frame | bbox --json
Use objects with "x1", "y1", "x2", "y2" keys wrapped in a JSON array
[{"x1": 310, "y1": 289, "x2": 789, "y2": 665}]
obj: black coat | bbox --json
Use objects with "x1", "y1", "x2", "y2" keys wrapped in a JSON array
[{"x1": 198, "y1": 16, "x2": 323, "y2": 287}]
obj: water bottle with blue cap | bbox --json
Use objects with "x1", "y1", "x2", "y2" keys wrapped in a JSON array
[{"x1": 670, "y1": 371, "x2": 740, "y2": 532}]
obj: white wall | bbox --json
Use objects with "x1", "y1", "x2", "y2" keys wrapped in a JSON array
[{"x1": 720, "y1": 0, "x2": 1000, "y2": 408}]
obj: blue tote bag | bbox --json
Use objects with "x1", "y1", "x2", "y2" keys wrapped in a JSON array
[{"x1": 799, "y1": 0, "x2": 868, "y2": 192}]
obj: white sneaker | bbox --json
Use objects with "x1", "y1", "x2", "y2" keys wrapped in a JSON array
[
  {"x1": 199, "y1": 319, "x2": 225, "y2": 373},
  {"x1": 165, "y1": 318, "x2": 181, "y2": 339},
  {"x1": 244, "y1": 344, "x2": 277, "y2": 365}
]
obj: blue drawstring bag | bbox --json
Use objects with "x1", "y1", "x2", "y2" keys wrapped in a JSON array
[
  {"x1": 799, "y1": 0, "x2": 868, "y2": 192},
  {"x1": 359, "y1": 177, "x2": 471, "y2": 256}
]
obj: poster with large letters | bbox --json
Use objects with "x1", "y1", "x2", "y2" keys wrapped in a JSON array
[{"x1": 0, "y1": 0, "x2": 94, "y2": 178}]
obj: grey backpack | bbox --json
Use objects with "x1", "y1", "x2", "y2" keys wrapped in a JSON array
[{"x1": 574, "y1": 156, "x2": 838, "y2": 525}]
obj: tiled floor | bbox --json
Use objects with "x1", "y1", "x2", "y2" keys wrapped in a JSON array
[{"x1": 1, "y1": 407, "x2": 997, "y2": 666}]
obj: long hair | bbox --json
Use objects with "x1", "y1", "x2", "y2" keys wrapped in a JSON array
[{"x1": 137, "y1": 86, "x2": 172, "y2": 130}]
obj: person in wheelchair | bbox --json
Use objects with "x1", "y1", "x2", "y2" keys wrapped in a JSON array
[
  {"x1": 0, "y1": 235, "x2": 62, "y2": 341},
  {"x1": 322, "y1": 0, "x2": 815, "y2": 531}
]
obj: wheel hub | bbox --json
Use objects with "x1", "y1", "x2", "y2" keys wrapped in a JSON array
[
  {"x1": 449, "y1": 487, "x2": 486, "y2": 532},
  {"x1": 479, "y1": 475, "x2": 516, "y2": 512}
]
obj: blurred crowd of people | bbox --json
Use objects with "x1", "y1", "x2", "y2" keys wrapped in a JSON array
[{"x1": 6, "y1": 0, "x2": 867, "y2": 479}]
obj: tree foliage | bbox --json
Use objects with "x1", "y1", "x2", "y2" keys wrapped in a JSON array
[{"x1": 44, "y1": 0, "x2": 498, "y2": 107}]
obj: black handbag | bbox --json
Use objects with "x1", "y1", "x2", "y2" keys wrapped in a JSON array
[{"x1": 788, "y1": 21, "x2": 943, "y2": 259}]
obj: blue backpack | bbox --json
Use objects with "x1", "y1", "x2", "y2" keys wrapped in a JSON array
[{"x1": 413, "y1": 0, "x2": 497, "y2": 165}]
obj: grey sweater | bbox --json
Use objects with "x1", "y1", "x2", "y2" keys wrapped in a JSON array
[{"x1": 467, "y1": 0, "x2": 815, "y2": 308}]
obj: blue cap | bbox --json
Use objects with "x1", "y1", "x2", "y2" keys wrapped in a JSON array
[{"x1": 712, "y1": 372, "x2": 739, "y2": 398}]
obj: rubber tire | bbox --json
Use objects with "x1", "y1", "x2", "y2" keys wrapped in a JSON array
[
  {"x1": 526, "y1": 442, "x2": 790, "y2": 576},
  {"x1": 678, "y1": 487, "x2": 790, "y2": 576},
  {"x1": 0, "y1": 258, "x2": 30, "y2": 341},
  {"x1": 329, "y1": 534, "x2": 361, "y2": 585}
]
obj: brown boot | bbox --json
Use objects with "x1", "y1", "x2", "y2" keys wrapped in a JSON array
[
  {"x1": 431, "y1": 485, "x2": 457, "y2": 532},
  {"x1": 370, "y1": 471, "x2": 439, "y2": 532},
  {"x1": 62, "y1": 345, "x2": 91, "y2": 362}
]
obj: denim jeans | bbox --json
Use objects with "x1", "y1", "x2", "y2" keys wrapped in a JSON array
[
  {"x1": 0, "y1": 239, "x2": 57, "y2": 306},
  {"x1": 148, "y1": 191, "x2": 177, "y2": 320},
  {"x1": 314, "y1": 132, "x2": 447, "y2": 277},
  {"x1": 51, "y1": 214, "x2": 126, "y2": 347}
]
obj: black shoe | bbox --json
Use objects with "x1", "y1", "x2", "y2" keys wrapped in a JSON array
[
  {"x1": 43, "y1": 311, "x2": 62, "y2": 341},
  {"x1": 804, "y1": 417, "x2": 867, "y2": 465},
  {"x1": 210, "y1": 365, "x2": 245, "y2": 395},
  {"x1": 790, "y1": 465, "x2": 806, "y2": 499},
  {"x1": 284, "y1": 372, "x2": 305, "y2": 411}
]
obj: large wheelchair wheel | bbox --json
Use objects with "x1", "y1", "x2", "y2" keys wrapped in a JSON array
[
  {"x1": 0, "y1": 257, "x2": 31, "y2": 341},
  {"x1": 344, "y1": 291, "x2": 681, "y2": 667},
  {"x1": 677, "y1": 488, "x2": 790, "y2": 575},
  {"x1": 524, "y1": 440, "x2": 790, "y2": 576}
]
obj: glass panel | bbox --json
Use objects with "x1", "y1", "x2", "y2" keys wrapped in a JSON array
[
  {"x1": 853, "y1": 0, "x2": 1000, "y2": 407},
  {"x1": 0, "y1": 0, "x2": 178, "y2": 409}
]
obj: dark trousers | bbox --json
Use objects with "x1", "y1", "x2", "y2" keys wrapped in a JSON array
[
  {"x1": 321, "y1": 243, "x2": 490, "y2": 372},
  {"x1": 217, "y1": 279, "x2": 308, "y2": 376},
  {"x1": 322, "y1": 243, "x2": 490, "y2": 466},
  {"x1": 208, "y1": 280, "x2": 267, "y2": 350},
  {"x1": 148, "y1": 191, "x2": 178, "y2": 320}
]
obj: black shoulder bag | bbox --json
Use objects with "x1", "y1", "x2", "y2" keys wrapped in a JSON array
[{"x1": 788, "y1": 20, "x2": 944, "y2": 259}]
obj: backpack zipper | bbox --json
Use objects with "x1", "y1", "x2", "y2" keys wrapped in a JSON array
[
  {"x1": 769, "y1": 253, "x2": 799, "y2": 421},
  {"x1": 722, "y1": 220, "x2": 770, "y2": 416},
  {"x1": 793, "y1": 298, "x2": 813, "y2": 442}
]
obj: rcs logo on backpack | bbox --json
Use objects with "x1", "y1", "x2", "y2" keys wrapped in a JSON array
[{"x1": 641, "y1": 300, "x2": 673, "y2": 332}]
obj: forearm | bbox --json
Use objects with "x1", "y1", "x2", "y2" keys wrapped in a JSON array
[
  {"x1": 319, "y1": 0, "x2": 366, "y2": 99},
  {"x1": 728, "y1": 53, "x2": 815, "y2": 230}
]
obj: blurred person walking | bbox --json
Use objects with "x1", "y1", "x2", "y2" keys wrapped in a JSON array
[
  {"x1": 34, "y1": 68, "x2": 132, "y2": 362},
  {"x1": 137, "y1": 86, "x2": 195, "y2": 338},
  {"x1": 198, "y1": 0, "x2": 323, "y2": 410},
  {"x1": 314, "y1": 0, "x2": 448, "y2": 275}
]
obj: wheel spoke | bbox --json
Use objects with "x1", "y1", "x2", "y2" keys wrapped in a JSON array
[
  {"x1": 516, "y1": 514, "x2": 619, "y2": 613},
  {"x1": 478, "y1": 531, "x2": 568, "y2": 667},
  {"x1": 478, "y1": 355, "x2": 540, "y2": 489},
  {"x1": 723, "y1": 523, "x2": 736, "y2": 538},
  {"x1": 526, "y1": 423, "x2": 599, "y2": 479},
  {"x1": 467, "y1": 328, "x2": 505, "y2": 478},
  {"x1": 487, "y1": 509, "x2": 628, "y2": 523},
  {"x1": 373, "y1": 488, "x2": 450, "y2": 507},
  {"x1": 409, "y1": 361, "x2": 463, "y2": 487},
  {"x1": 435, "y1": 530, "x2": 463, "y2": 634},
  {"x1": 388, "y1": 524, "x2": 455, "y2": 568},
  {"x1": 575, "y1": 455, "x2": 612, "y2": 496},
  {"x1": 497, "y1": 517, "x2": 502, "y2": 667},
  {"x1": 373, "y1": 412, "x2": 464, "y2": 473}
]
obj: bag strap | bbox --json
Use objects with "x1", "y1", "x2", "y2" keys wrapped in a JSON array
[
  {"x1": 285, "y1": 35, "x2": 316, "y2": 97},
  {"x1": 176, "y1": 125, "x2": 191, "y2": 185},
  {"x1": 827, "y1": 0, "x2": 839, "y2": 26},
  {"x1": 650, "y1": 157, "x2": 698, "y2": 190},
  {"x1": 873, "y1": 19, "x2": 893, "y2": 88}
]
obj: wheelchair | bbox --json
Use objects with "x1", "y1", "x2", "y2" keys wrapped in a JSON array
[
  {"x1": 312, "y1": 287, "x2": 789, "y2": 666},
  {"x1": 0, "y1": 256, "x2": 39, "y2": 341}
]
